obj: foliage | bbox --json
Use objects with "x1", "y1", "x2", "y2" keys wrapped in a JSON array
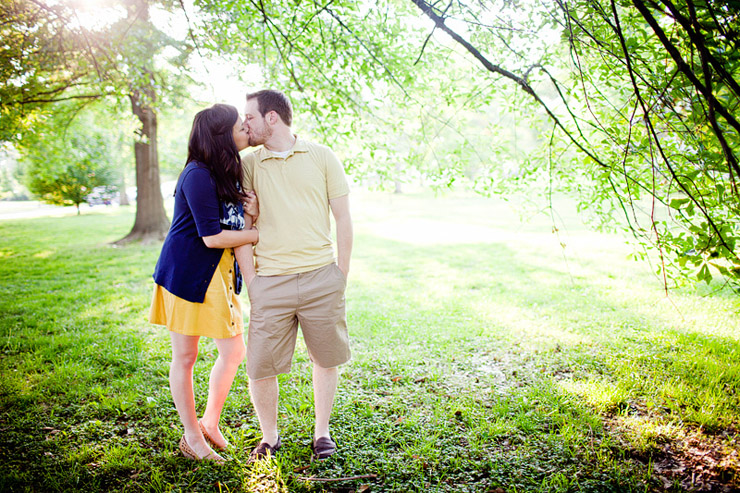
[
  {"x1": 194, "y1": 0, "x2": 487, "y2": 185},
  {"x1": 196, "y1": 0, "x2": 740, "y2": 289},
  {"x1": 541, "y1": 0, "x2": 740, "y2": 287},
  {"x1": 0, "y1": 144, "x2": 26, "y2": 200},
  {"x1": 0, "y1": 193, "x2": 738, "y2": 491},
  {"x1": 0, "y1": 0, "x2": 193, "y2": 139},
  {"x1": 24, "y1": 156, "x2": 112, "y2": 213},
  {"x1": 0, "y1": 0, "x2": 101, "y2": 141}
]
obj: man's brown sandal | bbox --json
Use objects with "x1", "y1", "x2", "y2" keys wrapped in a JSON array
[
  {"x1": 248, "y1": 436, "x2": 282, "y2": 463},
  {"x1": 199, "y1": 420, "x2": 229, "y2": 451},
  {"x1": 311, "y1": 436, "x2": 337, "y2": 461},
  {"x1": 178, "y1": 435, "x2": 225, "y2": 464}
]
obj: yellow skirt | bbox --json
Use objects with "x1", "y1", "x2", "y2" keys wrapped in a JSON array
[{"x1": 149, "y1": 249, "x2": 244, "y2": 339}]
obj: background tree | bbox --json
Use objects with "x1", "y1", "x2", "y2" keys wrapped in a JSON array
[
  {"x1": 0, "y1": 144, "x2": 25, "y2": 200},
  {"x1": 18, "y1": 106, "x2": 117, "y2": 214},
  {"x1": 0, "y1": 0, "x2": 101, "y2": 139},
  {"x1": 23, "y1": 154, "x2": 114, "y2": 215},
  {"x1": 0, "y1": 0, "x2": 194, "y2": 242}
]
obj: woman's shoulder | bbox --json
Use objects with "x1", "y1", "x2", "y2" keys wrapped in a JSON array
[
  {"x1": 178, "y1": 162, "x2": 215, "y2": 193},
  {"x1": 181, "y1": 161, "x2": 213, "y2": 180},
  {"x1": 182, "y1": 160, "x2": 210, "y2": 173}
]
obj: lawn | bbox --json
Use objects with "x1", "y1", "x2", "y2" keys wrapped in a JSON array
[{"x1": 0, "y1": 191, "x2": 738, "y2": 492}]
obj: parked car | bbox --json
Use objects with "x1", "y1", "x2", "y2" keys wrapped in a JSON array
[{"x1": 86, "y1": 186, "x2": 118, "y2": 206}]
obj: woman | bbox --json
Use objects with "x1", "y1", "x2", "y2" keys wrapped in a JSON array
[{"x1": 149, "y1": 104, "x2": 257, "y2": 463}]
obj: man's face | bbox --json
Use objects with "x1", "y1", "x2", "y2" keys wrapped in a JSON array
[{"x1": 244, "y1": 98, "x2": 271, "y2": 146}]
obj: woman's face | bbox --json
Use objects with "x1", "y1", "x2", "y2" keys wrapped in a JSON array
[{"x1": 232, "y1": 116, "x2": 249, "y2": 151}]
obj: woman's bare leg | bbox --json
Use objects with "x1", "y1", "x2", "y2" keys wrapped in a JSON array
[
  {"x1": 200, "y1": 333, "x2": 246, "y2": 448},
  {"x1": 169, "y1": 332, "x2": 213, "y2": 458}
]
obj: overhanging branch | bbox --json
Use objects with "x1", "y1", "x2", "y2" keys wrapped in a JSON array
[{"x1": 410, "y1": 0, "x2": 612, "y2": 170}]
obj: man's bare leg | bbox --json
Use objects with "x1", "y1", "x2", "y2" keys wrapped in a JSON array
[
  {"x1": 249, "y1": 376, "x2": 280, "y2": 446},
  {"x1": 313, "y1": 364, "x2": 338, "y2": 440}
]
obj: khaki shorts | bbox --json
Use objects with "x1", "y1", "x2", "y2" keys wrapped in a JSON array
[{"x1": 246, "y1": 263, "x2": 350, "y2": 380}]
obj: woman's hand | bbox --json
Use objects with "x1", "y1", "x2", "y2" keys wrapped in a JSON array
[{"x1": 245, "y1": 191, "x2": 259, "y2": 219}]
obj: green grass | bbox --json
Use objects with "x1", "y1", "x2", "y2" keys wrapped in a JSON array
[{"x1": 1, "y1": 191, "x2": 738, "y2": 492}]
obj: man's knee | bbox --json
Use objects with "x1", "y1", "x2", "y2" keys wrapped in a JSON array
[
  {"x1": 313, "y1": 363, "x2": 338, "y2": 372},
  {"x1": 249, "y1": 375, "x2": 278, "y2": 395}
]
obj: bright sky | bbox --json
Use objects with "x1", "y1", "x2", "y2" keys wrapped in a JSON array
[
  {"x1": 68, "y1": 0, "x2": 261, "y2": 111},
  {"x1": 190, "y1": 56, "x2": 264, "y2": 112}
]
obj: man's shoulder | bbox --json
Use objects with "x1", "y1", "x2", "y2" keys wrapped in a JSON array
[
  {"x1": 297, "y1": 140, "x2": 340, "y2": 168},
  {"x1": 299, "y1": 139, "x2": 333, "y2": 154},
  {"x1": 241, "y1": 150, "x2": 260, "y2": 168}
]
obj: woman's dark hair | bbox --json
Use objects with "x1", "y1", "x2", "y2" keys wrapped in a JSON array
[{"x1": 185, "y1": 104, "x2": 246, "y2": 204}]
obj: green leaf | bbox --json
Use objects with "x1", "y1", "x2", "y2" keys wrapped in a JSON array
[
  {"x1": 669, "y1": 198, "x2": 690, "y2": 209},
  {"x1": 697, "y1": 264, "x2": 712, "y2": 284}
]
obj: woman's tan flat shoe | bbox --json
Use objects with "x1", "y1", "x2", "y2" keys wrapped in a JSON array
[
  {"x1": 179, "y1": 435, "x2": 225, "y2": 464},
  {"x1": 199, "y1": 421, "x2": 229, "y2": 451}
]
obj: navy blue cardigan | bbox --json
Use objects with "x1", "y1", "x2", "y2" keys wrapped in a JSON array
[{"x1": 153, "y1": 162, "x2": 226, "y2": 303}]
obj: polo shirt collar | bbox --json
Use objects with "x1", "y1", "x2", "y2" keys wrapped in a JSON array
[{"x1": 257, "y1": 135, "x2": 308, "y2": 161}]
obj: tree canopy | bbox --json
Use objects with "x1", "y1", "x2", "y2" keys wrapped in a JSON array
[{"x1": 194, "y1": 0, "x2": 740, "y2": 289}]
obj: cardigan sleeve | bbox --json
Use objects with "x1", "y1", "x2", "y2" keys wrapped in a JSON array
[{"x1": 181, "y1": 167, "x2": 222, "y2": 238}]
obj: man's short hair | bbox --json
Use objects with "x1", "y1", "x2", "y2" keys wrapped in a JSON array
[{"x1": 246, "y1": 90, "x2": 292, "y2": 126}]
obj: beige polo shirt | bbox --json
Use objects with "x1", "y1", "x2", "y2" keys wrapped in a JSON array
[{"x1": 242, "y1": 137, "x2": 350, "y2": 276}]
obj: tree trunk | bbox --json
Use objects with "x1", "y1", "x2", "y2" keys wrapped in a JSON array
[{"x1": 116, "y1": 90, "x2": 169, "y2": 244}]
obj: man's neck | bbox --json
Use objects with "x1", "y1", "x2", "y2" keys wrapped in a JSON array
[{"x1": 264, "y1": 131, "x2": 296, "y2": 153}]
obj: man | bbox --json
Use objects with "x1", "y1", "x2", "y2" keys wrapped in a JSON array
[{"x1": 237, "y1": 89, "x2": 353, "y2": 461}]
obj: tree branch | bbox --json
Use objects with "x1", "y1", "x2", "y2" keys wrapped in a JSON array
[
  {"x1": 410, "y1": 0, "x2": 613, "y2": 170},
  {"x1": 658, "y1": 0, "x2": 740, "y2": 99},
  {"x1": 631, "y1": 0, "x2": 740, "y2": 139},
  {"x1": 16, "y1": 93, "x2": 105, "y2": 104},
  {"x1": 612, "y1": 0, "x2": 736, "y2": 261}
]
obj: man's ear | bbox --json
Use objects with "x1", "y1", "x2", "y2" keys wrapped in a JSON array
[{"x1": 267, "y1": 111, "x2": 277, "y2": 125}]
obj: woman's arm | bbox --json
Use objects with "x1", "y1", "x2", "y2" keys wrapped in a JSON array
[{"x1": 202, "y1": 226, "x2": 258, "y2": 249}]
